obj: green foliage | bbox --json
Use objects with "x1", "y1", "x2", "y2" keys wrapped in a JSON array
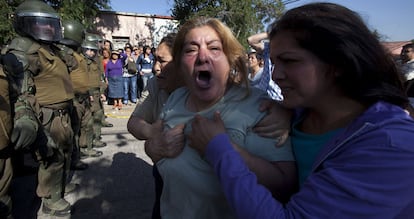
[
  {"x1": 171, "y1": 0, "x2": 285, "y2": 48},
  {"x1": 0, "y1": 0, "x2": 23, "y2": 46},
  {"x1": 0, "y1": 0, "x2": 111, "y2": 46},
  {"x1": 49, "y1": 0, "x2": 111, "y2": 30}
]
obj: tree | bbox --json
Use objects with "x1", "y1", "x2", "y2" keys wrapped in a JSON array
[
  {"x1": 0, "y1": 0, "x2": 23, "y2": 46},
  {"x1": 0, "y1": 0, "x2": 111, "y2": 46},
  {"x1": 48, "y1": 0, "x2": 111, "y2": 30},
  {"x1": 171, "y1": 0, "x2": 285, "y2": 48}
]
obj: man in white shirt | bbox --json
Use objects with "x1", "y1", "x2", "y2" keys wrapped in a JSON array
[
  {"x1": 400, "y1": 43, "x2": 414, "y2": 81},
  {"x1": 247, "y1": 32, "x2": 283, "y2": 101}
]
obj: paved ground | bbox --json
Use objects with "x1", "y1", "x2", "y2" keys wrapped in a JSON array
[{"x1": 10, "y1": 102, "x2": 155, "y2": 219}]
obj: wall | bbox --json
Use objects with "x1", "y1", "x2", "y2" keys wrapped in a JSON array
[{"x1": 95, "y1": 11, "x2": 178, "y2": 50}]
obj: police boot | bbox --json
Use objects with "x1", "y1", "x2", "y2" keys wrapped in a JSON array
[
  {"x1": 42, "y1": 197, "x2": 71, "y2": 217},
  {"x1": 80, "y1": 148, "x2": 103, "y2": 159},
  {"x1": 70, "y1": 160, "x2": 88, "y2": 171},
  {"x1": 102, "y1": 121, "x2": 113, "y2": 127},
  {"x1": 92, "y1": 139, "x2": 107, "y2": 148}
]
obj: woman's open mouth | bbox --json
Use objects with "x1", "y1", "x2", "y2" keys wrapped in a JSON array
[{"x1": 195, "y1": 71, "x2": 211, "y2": 88}]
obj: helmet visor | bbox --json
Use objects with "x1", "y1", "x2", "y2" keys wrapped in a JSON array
[{"x1": 19, "y1": 16, "x2": 62, "y2": 42}]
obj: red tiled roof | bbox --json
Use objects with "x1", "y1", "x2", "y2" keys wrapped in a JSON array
[{"x1": 381, "y1": 41, "x2": 412, "y2": 56}]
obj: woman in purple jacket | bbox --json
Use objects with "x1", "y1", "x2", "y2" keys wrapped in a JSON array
[
  {"x1": 105, "y1": 50, "x2": 125, "y2": 110},
  {"x1": 188, "y1": 3, "x2": 414, "y2": 218}
]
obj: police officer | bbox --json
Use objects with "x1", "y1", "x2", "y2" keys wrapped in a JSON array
[
  {"x1": 2, "y1": 0, "x2": 73, "y2": 216},
  {"x1": 0, "y1": 62, "x2": 32, "y2": 219},
  {"x1": 84, "y1": 34, "x2": 109, "y2": 149},
  {"x1": 59, "y1": 20, "x2": 97, "y2": 167},
  {"x1": 80, "y1": 41, "x2": 106, "y2": 158},
  {"x1": 85, "y1": 33, "x2": 113, "y2": 128}
]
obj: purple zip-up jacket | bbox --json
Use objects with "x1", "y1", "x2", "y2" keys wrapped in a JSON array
[
  {"x1": 205, "y1": 101, "x2": 414, "y2": 219},
  {"x1": 105, "y1": 55, "x2": 127, "y2": 78}
]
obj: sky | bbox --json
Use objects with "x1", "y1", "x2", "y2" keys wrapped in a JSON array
[{"x1": 109, "y1": 0, "x2": 414, "y2": 41}]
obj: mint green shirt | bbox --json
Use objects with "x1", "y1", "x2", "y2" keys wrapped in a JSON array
[{"x1": 157, "y1": 86, "x2": 294, "y2": 219}]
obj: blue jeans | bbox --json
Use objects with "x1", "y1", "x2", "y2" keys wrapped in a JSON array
[
  {"x1": 142, "y1": 72, "x2": 154, "y2": 90},
  {"x1": 123, "y1": 75, "x2": 137, "y2": 104}
]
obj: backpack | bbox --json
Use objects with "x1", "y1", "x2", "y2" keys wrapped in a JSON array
[{"x1": 127, "y1": 59, "x2": 138, "y2": 74}]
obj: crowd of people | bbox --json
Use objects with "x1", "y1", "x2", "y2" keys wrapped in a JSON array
[
  {"x1": 102, "y1": 40, "x2": 156, "y2": 110},
  {"x1": 1, "y1": 0, "x2": 414, "y2": 218}
]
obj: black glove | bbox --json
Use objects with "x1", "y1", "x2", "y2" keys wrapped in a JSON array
[{"x1": 11, "y1": 117, "x2": 38, "y2": 150}]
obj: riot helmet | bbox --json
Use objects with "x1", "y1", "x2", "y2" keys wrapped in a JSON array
[
  {"x1": 85, "y1": 33, "x2": 104, "y2": 50},
  {"x1": 14, "y1": 0, "x2": 62, "y2": 43},
  {"x1": 85, "y1": 33, "x2": 103, "y2": 42},
  {"x1": 61, "y1": 20, "x2": 85, "y2": 48},
  {"x1": 82, "y1": 40, "x2": 98, "y2": 59}
]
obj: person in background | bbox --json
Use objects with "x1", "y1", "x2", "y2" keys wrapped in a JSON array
[
  {"x1": 80, "y1": 40, "x2": 105, "y2": 157},
  {"x1": 102, "y1": 48, "x2": 111, "y2": 73},
  {"x1": 145, "y1": 17, "x2": 296, "y2": 218},
  {"x1": 103, "y1": 40, "x2": 113, "y2": 51},
  {"x1": 102, "y1": 39, "x2": 113, "y2": 102},
  {"x1": 59, "y1": 19, "x2": 91, "y2": 169},
  {"x1": 247, "y1": 48, "x2": 264, "y2": 88},
  {"x1": 131, "y1": 46, "x2": 142, "y2": 100},
  {"x1": 248, "y1": 32, "x2": 283, "y2": 101},
  {"x1": 400, "y1": 43, "x2": 414, "y2": 81},
  {"x1": 188, "y1": 3, "x2": 414, "y2": 218},
  {"x1": 124, "y1": 42, "x2": 132, "y2": 49},
  {"x1": 92, "y1": 34, "x2": 110, "y2": 107},
  {"x1": 84, "y1": 34, "x2": 113, "y2": 131},
  {"x1": 101, "y1": 48, "x2": 111, "y2": 102},
  {"x1": 151, "y1": 47, "x2": 157, "y2": 63},
  {"x1": 137, "y1": 45, "x2": 144, "y2": 55},
  {"x1": 105, "y1": 50, "x2": 125, "y2": 110},
  {"x1": 86, "y1": 33, "x2": 104, "y2": 54},
  {"x1": 400, "y1": 43, "x2": 414, "y2": 107},
  {"x1": 135, "y1": 45, "x2": 144, "y2": 98},
  {"x1": 136, "y1": 45, "x2": 155, "y2": 90},
  {"x1": 122, "y1": 46, "x2": 138, "y2": 105},
  {"x1": 132, "y1": 46, "x2": 140, "y2": 60}
]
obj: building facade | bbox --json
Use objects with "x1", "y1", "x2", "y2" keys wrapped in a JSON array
[{"x1": 95, "y1": 11, "x2": 178, "y2": 50}]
